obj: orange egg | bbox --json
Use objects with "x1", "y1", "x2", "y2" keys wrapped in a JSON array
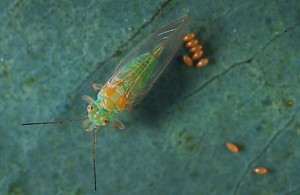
[
  {"x1": 195, "y1": 58, "x2": 209, "y2": 68},
  {"x1": 226, "y1": 141, "x2": 239, "y2": 153},
  {"x1": 185, "y1": 39, "x2": 199, "y2": 48},
  {"x1": 183, "y1": 54, "x2": 193, "y2": 66},
  {"x1": 192, "y1": 50, "x2": 203, "y2": 60},
  {"x1": 189, "y1": 45, "x2": 202, "y2": 53},
  {"x1": 253, "y1": 167, "x2": 268, "y2": 175},
  {"x1": 182, "y1": 33, "x2": 196, "y2": 42},
  {"x1": 286, "y1": 99, "x2": 294, "y2": 107}
]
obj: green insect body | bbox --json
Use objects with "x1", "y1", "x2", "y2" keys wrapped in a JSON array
[
  {"x1": 118, "y1": 53, "x2": 156, "y2": 93},
  {"x1": 83, "y1": 52, "x2": 157, "y2": 131}
]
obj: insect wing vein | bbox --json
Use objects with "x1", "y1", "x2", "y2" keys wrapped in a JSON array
[{"x1": 106, "y1": 16, "x2": 189, "y2": 107}]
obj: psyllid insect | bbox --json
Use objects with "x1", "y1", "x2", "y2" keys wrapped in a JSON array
[{"x1": 22, "y1": 15, "x2": 190, "y2": 191}]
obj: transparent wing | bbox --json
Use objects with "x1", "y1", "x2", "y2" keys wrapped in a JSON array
[{"x1": 106, "y1": 15, "x2": 190, "y2": 107}]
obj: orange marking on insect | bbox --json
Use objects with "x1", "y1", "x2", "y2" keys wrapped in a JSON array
[
  {"x1": 195, "y1": 58, "x2": 209, "y2": 68},
  {"x1": 182, "y1": 32, "x2": 195, "y2": 42},
  {"x1": 189, "y1": 45, "x2": 202, "y2": 53},
  {"x1": 103, "y1": 99, "x2": 115, "y2": 110},
  {"x1": 183, "y1": 54, "x2": 193, "y2": 66},
  {"x1": 225, "y1": 141, "x2": 239, "y2": 153},
  {"x1": 104, "y1": 86, "x2": 116, "y2": 98},
  {"x1": 185, "y1": 39, "x2": 199, "y2": 48},
  {"x1": 253, "y1": 167, "x2": 268, "y2": 175},
  {"x1": 115, "y1": 96, "x2": 127, "y2": 110},
  {"x1": 192, "y1": 50, "x2": 203, "y2": 60}
]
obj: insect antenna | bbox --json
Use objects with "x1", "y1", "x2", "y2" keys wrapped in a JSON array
[
  {"x1": 93, "y1": 129, "x2": 97, "y2": 191},
  {"x1": 22, "y1": 116, "x2": 88, "y2": 126}
]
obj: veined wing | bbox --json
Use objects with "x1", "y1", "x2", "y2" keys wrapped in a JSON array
[{"x1": 107, "y1": 15, "x2": 190, "y2": 107}]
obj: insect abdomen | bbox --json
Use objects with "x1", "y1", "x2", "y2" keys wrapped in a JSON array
[
  {"x1": 100, "y1": 53, "x2": 156, "y2": 112},
  {"x1": 121, "y1": 53, "x2": 156, "y2": 89}
]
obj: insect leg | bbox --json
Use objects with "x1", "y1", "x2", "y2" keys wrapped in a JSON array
[
  {"x1": 111, "y1": 119, "x2": 125, "y2": 130},
  {"x1": 91, "y1": 82, "x2": 103, "y2": 91},
  {"x1": 82, "y1": 95, "x2": 95, "y2": 104},
  {"x1": 93, "y1": 129, "x2": 97, "y2": 191}
]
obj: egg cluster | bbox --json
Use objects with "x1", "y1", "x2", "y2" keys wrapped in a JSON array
[{"x1": 182, "y1": 33, "x2": 209, "y2": 68}]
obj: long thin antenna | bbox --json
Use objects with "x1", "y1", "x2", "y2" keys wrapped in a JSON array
[
  {"x1": 93, "y1": 129, "x2": 97, "y2": 191},
  {"x1": 21, "y1": 116, "x2": 88, "y2": 126}
]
